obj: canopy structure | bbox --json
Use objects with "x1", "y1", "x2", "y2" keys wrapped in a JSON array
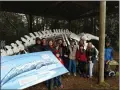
[
  {"x1": 0, "y1": 1, "x2": 119, "y2": 86},
  {"x1": 0, "y1": 1, "x2": 119, "y2": 20}
]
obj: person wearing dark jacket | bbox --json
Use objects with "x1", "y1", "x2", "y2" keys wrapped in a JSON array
[
  {"x1": 86, "y1": 42, "x2": 97, "y2": 78},
  {"x1": 29, "y1": 37, "x2": 42, "y2": 52},
  {"x1": 61, "y1": 41, "x2": 70, "y2": 70},
  {"x1": 76, "y1": 45, "x2": 87, "y2": 77},
  {"x1": 41, "y1": 38, "x2": 49, "y2": 51}
]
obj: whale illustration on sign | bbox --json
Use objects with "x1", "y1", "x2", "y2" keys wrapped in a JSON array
[{"x1": 1, "y1": 60, "x2": 57, "y2": 86}]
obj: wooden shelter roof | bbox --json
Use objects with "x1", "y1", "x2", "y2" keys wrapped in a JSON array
[{"x1": 0, "y1": 1, "x2": 119, "y2": 20}]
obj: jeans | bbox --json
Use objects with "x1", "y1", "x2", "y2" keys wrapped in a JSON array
[
  {"x1": 53, "y1": 76, "x2": 61, "y2": 87},
  {"x1": 69, "y1": 59, "x2": 76, "y2": 73}
]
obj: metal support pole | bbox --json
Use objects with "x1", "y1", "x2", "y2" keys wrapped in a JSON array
[{"x1": 99, "y1": 1, "x2": 106, "y2": 83}]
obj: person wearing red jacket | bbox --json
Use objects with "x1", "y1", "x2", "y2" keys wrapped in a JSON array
[{"x1": 76, "y1": 45, "x2": 87, "y2": 77}]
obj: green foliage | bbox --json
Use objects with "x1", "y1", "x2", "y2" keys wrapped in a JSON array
[
  {"x1": 0, "y1": 11, "x2": 28, "y2": 44},
  {"x1": 106, "y1": 13, "x2": 119, "y2": 51}
]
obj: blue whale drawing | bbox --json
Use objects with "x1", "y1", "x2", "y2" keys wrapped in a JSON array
[{"x1": 1, "y1": 60, "x2": 56, "y2": 86}]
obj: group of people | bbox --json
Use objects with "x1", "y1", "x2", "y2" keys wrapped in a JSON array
[{"x1": 28, "y1": 36, "x2": 113, "y2": 89}]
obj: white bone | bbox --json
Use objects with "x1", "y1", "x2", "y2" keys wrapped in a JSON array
[
  {"x1": 5, "y1": 45, "x2": 14, "y2": 55},
  {"x1": 21, "y1": 37, "x2": 30, "y2": 47},
  {"x1": 24, "y1": 35, "x2": 31, "y2": 40},
  {"x1": 11, "y1": 43, "x2": 20, "y2": 54},
  {"x1": 16, "y1": 40, "x2": 25, "y2": 51},
  {"x1": 29, "y1": 33, "x2": 36, "y2": 39},
  {"x1": 37, "y1": 31, "x2": 43, "y2": 39},
  {"x1": 1, "y1": 49, "x2": 7, "y2": 56},
  {"x1": 34, "y1": 32, "x2": 39, "y2": 38}
]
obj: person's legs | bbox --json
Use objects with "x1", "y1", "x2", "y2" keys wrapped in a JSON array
[
  {"x1": 57, "y1": 76, "x2": 61, "y2": 87},
  {"x1": 62, "y1": 57, "x2": 67, "y2": 68},
  {"x1": 68, "y1": 59, "x2": 72, "y2": 75},
  {"x1": 89, "y1": 61, "x2": 93, "y2": 77},
  {"x1": 92, "y1": 63, "x2": 95, "y2": 76},
  {"x1": 66, "y1": 57, "x2": 69, "y2": 70},
  {"x1": 53, "y1": 77, "x2": 57, "y2": 87},
  {"x1": 78, "y1": 61, "x2": 81, "y2": 75},
  {"x1": 87, "y1": 62, "x2": 90, "y2": 77},
  {"x1": 72, "y1": 60, "x2": 76, "y2": 76},
  {"x1": 92, "y1": 59, "x2": 96, "y2": 76},
  {"x1": 83, "y1": 62, "x2": 87, "y2": 77},
  {"x1": 104, "y1": 61, "x2": 108, "y2": 78},
  {"x1": 80, "y1": 61, "x2": 85, "y2": 75},
  {"x1": 46, "y1": 80, "x2": 49, "y2": 88},
  {"x1": 47, "y1": 79, "x2": 54, "y2": 90}
]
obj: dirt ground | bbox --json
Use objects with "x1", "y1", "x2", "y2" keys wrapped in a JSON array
[
  {"x1": 24, "y1": 51, "x2": 119, "y2": 90},
  {"x1": 24, "y1": 75, "x2": 119, "y2": 90}
]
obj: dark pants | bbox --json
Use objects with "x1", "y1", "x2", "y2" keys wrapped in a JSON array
[
  {"x1": 104, "y1": 61, "x2": 110, "y2": 78},
  {"x1": 53, "y1": 76, "x2": 61, "y2": 87},
  {"x1": 62, "y1": 56, "x2": 69, "y2": 70},
  {"x1": 46, "y1": 79, "x2": 53, "y2": 90},
  {"x1": 78, "y1": 61, "x2": 87, "y2": 75},
  {"x1": 104, "y1": 61, "x2": 110, "y2": 70}
]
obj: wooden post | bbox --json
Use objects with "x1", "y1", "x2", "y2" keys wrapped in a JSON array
[{"x1": 99, "y1": 1, "x2": 106, "y2": 83}]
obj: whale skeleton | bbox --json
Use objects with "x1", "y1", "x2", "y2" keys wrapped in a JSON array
[{"x1": 1, "y1": 29, "x2": 99, "y2": 58}]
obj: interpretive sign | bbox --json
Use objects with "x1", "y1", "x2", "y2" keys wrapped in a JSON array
[{"x1": 1, "y1": 51, "x2": 68, "y2": 89}]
